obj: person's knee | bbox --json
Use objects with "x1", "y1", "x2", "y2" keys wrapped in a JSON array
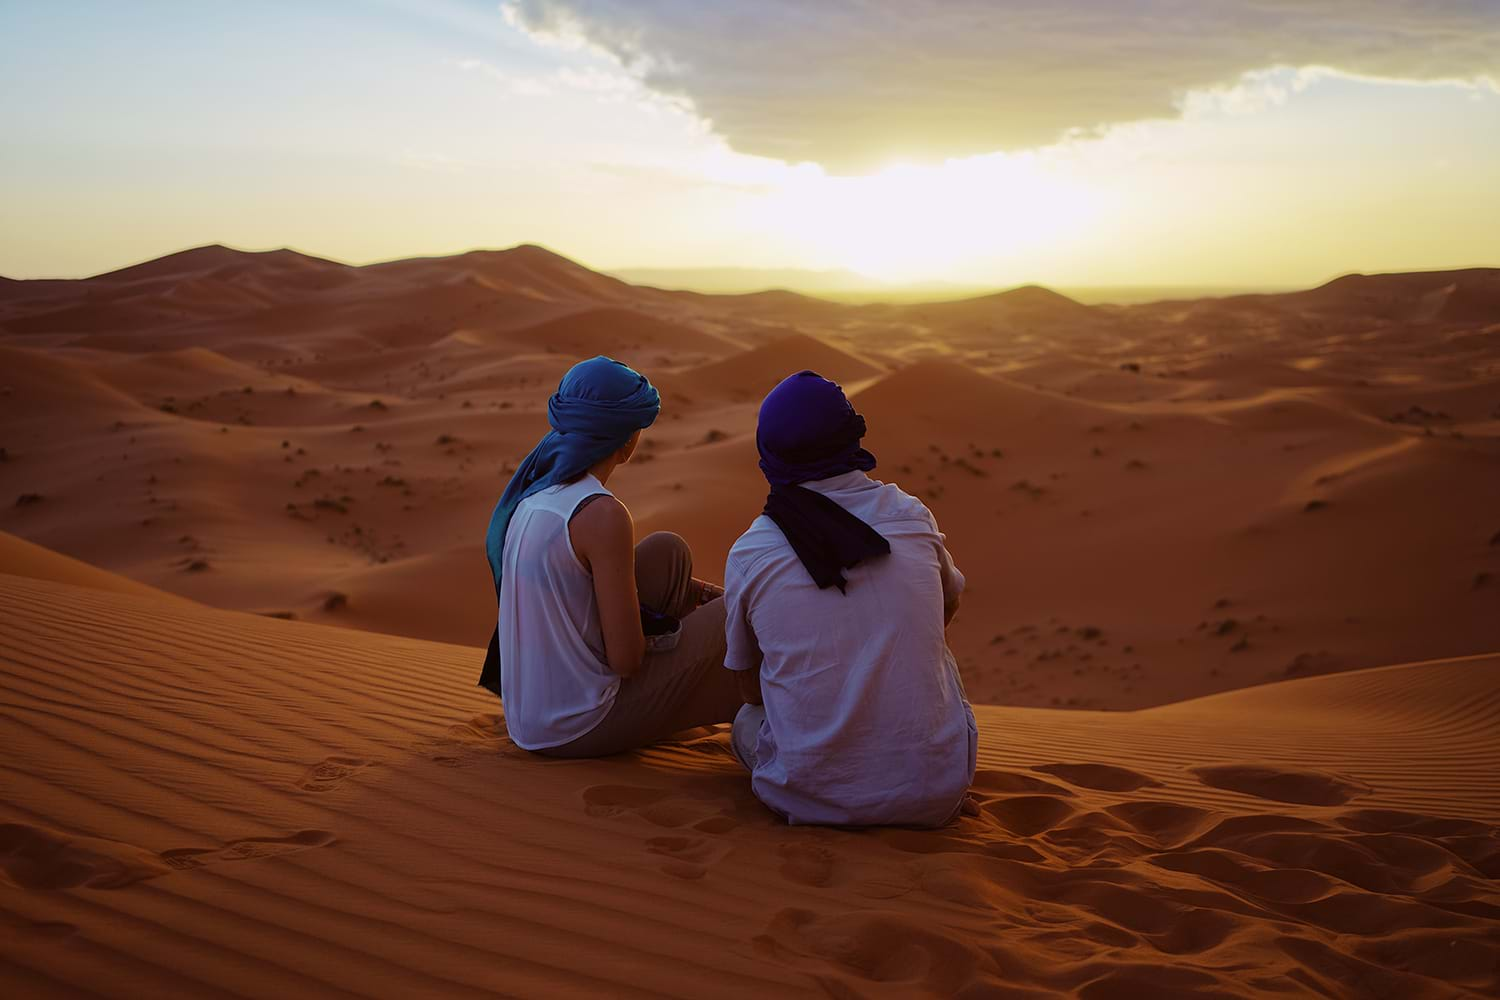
[
  {"x1": 733, "y1": 702, "x2": 763, "y2": 729},
  {"x1": 731, "y1": 702, "x2": 764, "y2": 770},
  {"x1": 636, "y1": 531, "x2": 692, "y2": 586},
  {"x1": 637, "y1": 530, "x2": 690, "y2": 564}
]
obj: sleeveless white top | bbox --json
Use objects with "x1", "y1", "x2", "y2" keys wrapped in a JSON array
[{"x1": 497, "y1": 474, "x2": 618, "y2": 750}]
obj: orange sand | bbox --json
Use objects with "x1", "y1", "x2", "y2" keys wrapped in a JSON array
[
  {"x1": 2, "y1": 246, "x2": 1498, "y2": 995},
  {"x1": 0, "y1": 573, "x2": 1495, "y2": 997},
  {"x1": 2, "y1": 247, "x2": 1496, "y2": 707}
]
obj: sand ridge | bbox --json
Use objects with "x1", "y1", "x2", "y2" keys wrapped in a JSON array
[
  {"x1": 2, "y1": 246, "x2": 1497, "y2": 992},
  {"x1": 2, "y1": 247, "x2": 1496, "y2": 710},
  {"x1": 0, "y1": 574, "x2": 1496, "y2": 997}
]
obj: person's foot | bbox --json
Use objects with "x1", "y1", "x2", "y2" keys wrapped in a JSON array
[{"x1": 960, "y1": 793, "x2": 980, "y2": 818}]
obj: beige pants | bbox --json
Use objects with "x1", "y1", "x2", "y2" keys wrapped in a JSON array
[{"x1": 538, "y1": 532, "x2": 743, "y2": 758}]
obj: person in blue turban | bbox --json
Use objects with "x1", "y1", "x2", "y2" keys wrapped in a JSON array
[
  {"x1": 480, "y1": 356, "x2": 743, "y2": 757},
  {"x1": 721, "y1": 370, "x2": 978, "y2": 826}
]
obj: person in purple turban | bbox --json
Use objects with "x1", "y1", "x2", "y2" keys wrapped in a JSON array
[{"x1": 722, "y1": 371, "x2": 978, "y2": 826}]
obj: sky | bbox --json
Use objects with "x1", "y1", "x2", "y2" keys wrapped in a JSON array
[{"x1": 1, "y1": 0, "x2": 1497, "y2": 288}]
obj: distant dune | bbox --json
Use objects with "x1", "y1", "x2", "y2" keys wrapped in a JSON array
[
  {"x1": 674, "y1": 332, "x2": 884, "y2": 401},
  {"x1": 0, "y1": 531, "x2": 194, "y2": 604},
  {"x1": 1, "y1": 244, "x2": 1498, "y2": 995},
  {"x1": 606, "y1": 265, "x2": 1291, "y2": 306},
  {"x1": 2, "y1": 244, "x2": 1497, "y2": 710},
  {"x1": 498, "y1": 305, "x2": 742, "y2": 358}
]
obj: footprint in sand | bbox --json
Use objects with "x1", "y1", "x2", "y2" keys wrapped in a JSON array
[
  {"x1": 917, "y1": 865, "x2": 997, "y2": 910},
  {"x1": 692, "y1": 815, "x2": 739, "y2": 835},
  {"x1": 1105, "y1": 801, "x2": 1218, "y2": 848},
  {"x1": 582, "y1": 784, "x2": 674, "y2": 820},
  {"x1": 446, "y1": 714, "x2": 505, "y2": 742},
  {"x1": 445, "y1": 714, "x2": 525, "y2": 755},
  {"x1": 581, "y1": 783, "x2": 742, "y2": 831},
  {"x1": 584, "y1": 783, "x2": 746, "y2": 880},
  {"x1": 159, "y1": 830, "x2": 335, "y2": 871},
  {"x1": 775, "y1": 835, "x2": 923, "y2": 899},
  {"x1": 1335, "y1": 808, "x2": 1494, "y2": 839},
  {"x1": 753, "y1": 906, "x2": 991, "y2": 996},
  {"x1": 971, "y1": 768, "x2": 1077, "y2": 798},
  {"x1": 872, "y1": 826, "x2": 972, "y2": 860},
  {"x1": 1190, "y1": 763, "x2": 1370, "y2": 806},
  {"x1": 982, "y1": 795, "x2": 1078, "y2": 838},
  {"x1": 646, "y1": 835, "x2": 733, "y2": 880},
  {"x1": 0, "y1": 823, "x2": 169, "y2": 890},
  {"x1": 873, "y1": 823, "x2": 1046, "y2": 869},
  {"x1": 778, "y1": 842, "x2": 837, "y2": 887},
  {"x1": 419, "y1": 714, "x2": 525, "y2": 769},
  {"x1": 1033, "y1": 762, "x2": 1163, "y2": 792},
  {"x1": 297, "y1": 755, "x2": 371, "y2": 792}
]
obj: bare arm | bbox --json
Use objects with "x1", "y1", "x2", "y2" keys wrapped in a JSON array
[
  {"x1": 944, "y1": 592, "x2": 961, "y2": 628},
  {"x1": 569, "y1": 495, "x2": 646, "y2": 678}
]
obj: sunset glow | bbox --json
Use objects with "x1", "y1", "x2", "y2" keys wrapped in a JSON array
[{"x1": 1, "y1": 2, "x2": 1496, "y2": 288}]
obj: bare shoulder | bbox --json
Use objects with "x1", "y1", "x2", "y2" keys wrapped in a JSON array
[{"x1": 569, "y1": 493, "x2": 634, "y2": 561}]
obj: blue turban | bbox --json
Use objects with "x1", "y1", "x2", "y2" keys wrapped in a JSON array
[
  {"x1": 479, "y1": 356, "x2": 659, "y2": 693},
  {"x1": 485, "y1": 355, "x2": 659, "y2": 589},
  {"x1": 757, "y1": 371, "x2": 889, "y2": 592}
]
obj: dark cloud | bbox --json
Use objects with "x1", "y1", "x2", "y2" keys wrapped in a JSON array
[{"x1": 502, "y1": 0, "x2": 1500, "y2": 171}]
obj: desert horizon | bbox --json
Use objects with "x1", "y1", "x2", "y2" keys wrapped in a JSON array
[
  {"x1": 4, "y1": 1, "x2": 1499, "y2": 997},
  {"x1": 3, "y1": 240, "x2": 1323, "y2": 305},
  {"x1": 13, "y1": 238, "x2": 1484, "y2": 305},
  {"x1": 5, "y1": 240, "x2": 1498, "y2": 707},
  {"x1": 4, "y1": 238, "x2": 1498, "y2": 996}
]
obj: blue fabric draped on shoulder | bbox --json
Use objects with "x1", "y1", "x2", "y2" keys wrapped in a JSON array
[{"x1": 484, "y1": 356, "x2": 660, "y2": 595}]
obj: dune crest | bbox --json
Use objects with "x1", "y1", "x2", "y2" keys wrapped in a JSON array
[
  {"x1": 2, "y1": 249, "x2": 1497, "y2": 711},
  {"x1": 0, "y1": 531, "x2": 195, "y2": 604}
]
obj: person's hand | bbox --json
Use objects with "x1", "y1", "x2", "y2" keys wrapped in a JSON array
[{"x1": 694, "y1": 579, "x2": 725, "y2": 605}]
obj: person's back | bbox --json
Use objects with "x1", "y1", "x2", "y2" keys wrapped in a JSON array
[
  {"x1": 726, "y1": 473, "x2": 975, "y2": 825},
  {"x1": 480, "y1": 355, "x2": 743, "y2": 758},
  {"x1": 724, "y1": 371, "x2": 976, "y2": 827},
  {"x1": 498, "y1": 474, "x2": 618, "y2": 750}
]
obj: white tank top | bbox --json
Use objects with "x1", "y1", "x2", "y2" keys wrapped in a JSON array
[{"x1": 497, "y1": 474, "x2": 618, "y2": 749}]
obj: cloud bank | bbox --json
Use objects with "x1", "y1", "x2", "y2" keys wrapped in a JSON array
[{"x1": 502, "y1": 0, "x2": 1500, "y2": 171}]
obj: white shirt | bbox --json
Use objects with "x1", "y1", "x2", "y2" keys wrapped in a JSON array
[
  {"x1": 498, "y1": 474, "x2": 617, "y2": 750},
  {"x1": 724, "y1": 470, "x2": 977, "y2": 826}
]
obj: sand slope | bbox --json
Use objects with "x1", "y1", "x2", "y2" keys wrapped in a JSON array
[
  {"x1": 2, "y1": 250, "x2": 1497, "y2": 713},
  {"x1": 675, "y1": 333, "x2": 884, "y2": 401},
  {"x1": 0, "y1": 531, "x2": 193, "y2": 604},
  {"x1": 1, "y1": 574, "x2": 1495, "y2": 998}
]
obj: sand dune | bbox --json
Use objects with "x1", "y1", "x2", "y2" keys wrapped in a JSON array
[
  {"x1": 0, "y1": 345, "x2": 141, "y2": 414},
  {"x1": 675, "y1": 332, "x2": 884, "y2": 401},
  {"x1": 369, "y1": 245, "x2": 652, "y2": 306},
  {"x1": 311, "y1": 544, "x2": 496, "y2": 642},
  {"x1": 0, "y1": 574, "x2": 1495, "y2": 998},
  {"x1": 2, "y1": 247, "x2": 1498, "y2": 994},
  {"x1": 1282, "y1": 268, "x2": 1500, "y2": 323},
  {"x1": 0, "y1": 532, "x2": 193, "y2": 604},
  {"x1": 93, "y1": 244, "x2": 348, "y2": 284},
  {"x1": 499, "y1": 305, "x2": 741, "y2": 359},
  {"x1": 2, "y1": 249, "x2": 1497, "y2": 713}
]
